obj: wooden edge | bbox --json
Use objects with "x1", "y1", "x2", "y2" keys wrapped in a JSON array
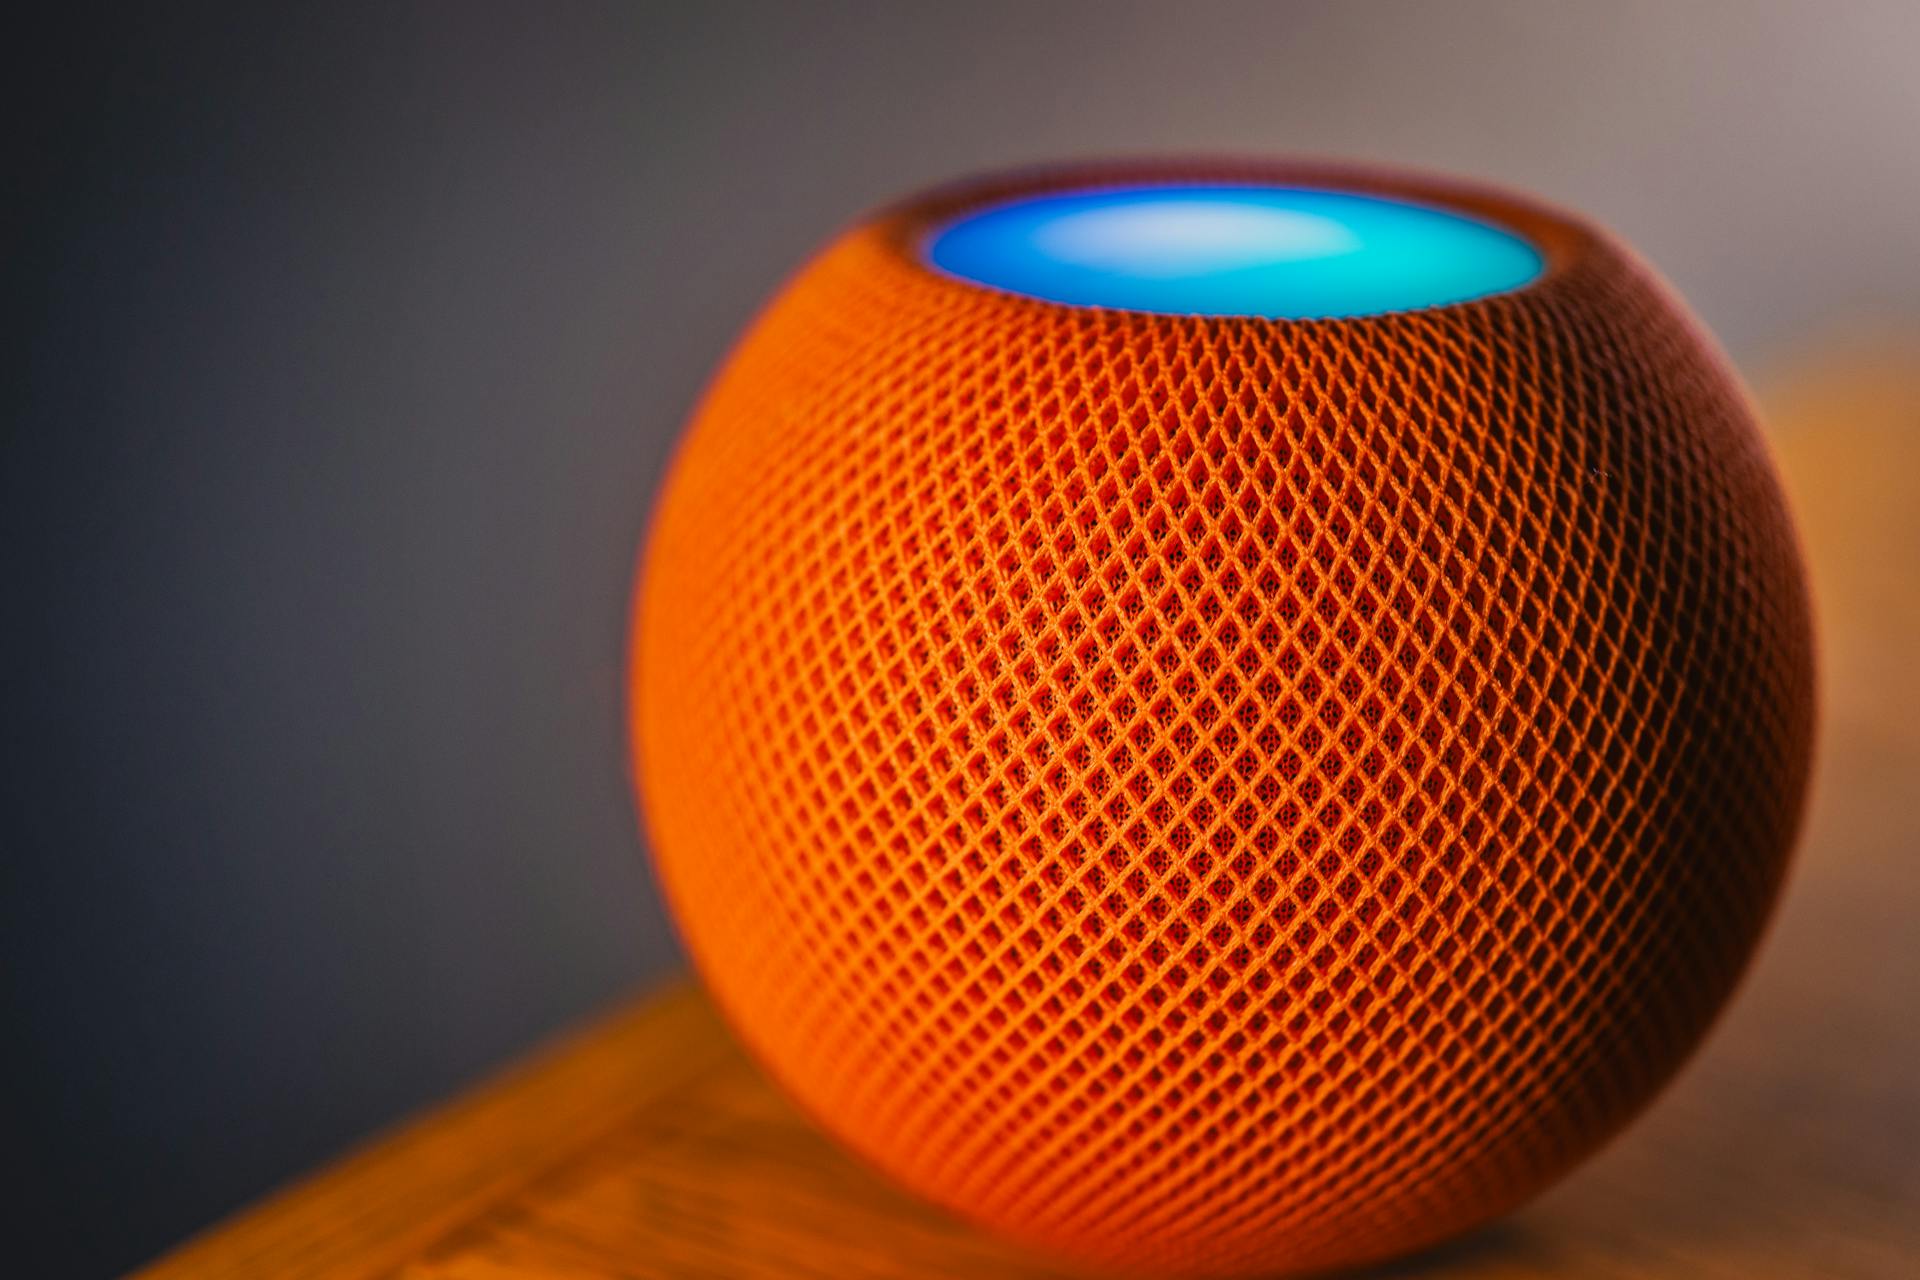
[{"x1": 132, "y1": 982, "x2": 723, "y2": 1280}]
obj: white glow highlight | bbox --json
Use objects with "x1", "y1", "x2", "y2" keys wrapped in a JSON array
[{"x1": 1028, "y1": 201, "x2": 1363, "y2": 279}]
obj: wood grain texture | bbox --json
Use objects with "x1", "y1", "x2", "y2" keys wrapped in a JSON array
[{"x1": 137, "y1": 338, "x2": 1920, "y2": 1278}]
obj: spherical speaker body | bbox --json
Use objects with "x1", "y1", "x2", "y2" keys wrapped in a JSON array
[{"x1": 632, "y1": 162, "x2": 1814, "y2": 1277}]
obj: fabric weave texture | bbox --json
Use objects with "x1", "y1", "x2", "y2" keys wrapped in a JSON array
[{"x1": 633, "y1": 162, "x2": 1816, "y2": 1278}]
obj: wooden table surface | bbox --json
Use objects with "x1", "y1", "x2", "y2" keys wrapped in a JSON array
[{"x1": 138, "y1": 337, "x2": 1920, "y2": 1279}]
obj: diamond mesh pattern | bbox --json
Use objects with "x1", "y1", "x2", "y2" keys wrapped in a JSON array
[{"x1": 632, "y1": 163, "x2": 1815, "y2": 1278}]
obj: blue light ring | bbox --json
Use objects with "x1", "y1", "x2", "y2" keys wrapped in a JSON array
[
  {"x1": 870, "y1": 162, "x2": 1598, "y2": 326},
  {"x1": 917, "y1": 182, "x2": 1548, "y2": 321}
]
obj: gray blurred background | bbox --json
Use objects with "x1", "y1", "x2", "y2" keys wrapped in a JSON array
[{"x1": 7, "y1": 2, "x2": 1918, "y2": 1275}]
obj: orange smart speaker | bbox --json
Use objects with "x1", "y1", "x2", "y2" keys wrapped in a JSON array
[{"x1": 630, "y1": 160, "x2": 1816, "y2": 1277}]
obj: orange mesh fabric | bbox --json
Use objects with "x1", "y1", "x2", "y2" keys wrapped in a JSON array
[{"x1": 632, "y1": 162, "x2": 1815, "y2": 1278}]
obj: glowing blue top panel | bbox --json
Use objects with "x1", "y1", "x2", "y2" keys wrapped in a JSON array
[{"x1": 924, "y1": 184, "x2": 1544, "y2": 318}]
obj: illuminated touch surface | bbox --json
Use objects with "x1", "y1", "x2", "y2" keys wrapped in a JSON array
[{"x1": 925, "y1": 185, "x2": 1544, "y2": 318}]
